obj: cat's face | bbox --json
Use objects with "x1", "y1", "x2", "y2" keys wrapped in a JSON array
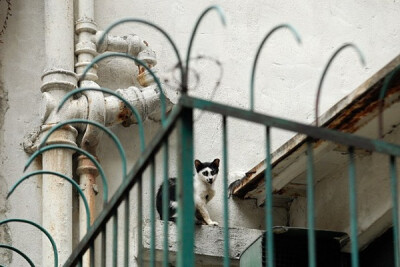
[{"x1": 194, "y1": 158, "x2": 220, "y2": 185}]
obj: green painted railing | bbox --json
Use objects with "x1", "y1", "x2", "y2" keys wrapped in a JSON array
[
  {"x1": 57, "y1": 88, "x2": 400, "y2": 266},
  {"x1": 3, "y1": 5, "x2": 400, "y2": 267},
  {"x1": 50, "y1": 84, "x2": 400, "y2": 266}
]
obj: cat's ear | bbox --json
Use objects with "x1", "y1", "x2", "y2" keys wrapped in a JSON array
[
  {"x1": 194, "y1": 159, "x2": 202, "y2": 172},
  {"x1": 212, "y1": 158, "x2": 220, "y2": 168}
]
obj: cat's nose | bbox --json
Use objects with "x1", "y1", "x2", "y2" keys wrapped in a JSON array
[{"x1": 207, "y1": 179, "x2": 213, "y2": 184}]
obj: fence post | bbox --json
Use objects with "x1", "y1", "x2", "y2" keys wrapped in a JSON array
[{"x1": 177, "y1": 107, "x2": 195, "y2": 267}]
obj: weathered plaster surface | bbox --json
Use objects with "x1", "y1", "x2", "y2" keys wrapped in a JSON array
[
  {"x1": 0, "y1": 45, "x2": 12, "y2": 266},
  {"x1": 141, "y1": 219, "x2": 263, "y2": 266},
  {"x1": 1, "y1": 0, "x2": 400, "y2": 265},
  {"x1": 0, "y1": 218, "x2": 12, "y2": 265},
  {"x1": 1, "y1": 0, "x2": 44, "y2": 265}
]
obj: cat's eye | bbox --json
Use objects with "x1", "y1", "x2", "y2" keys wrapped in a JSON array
[{"x1": 203, "y1": 171, "x2": 209, "y2": 176}]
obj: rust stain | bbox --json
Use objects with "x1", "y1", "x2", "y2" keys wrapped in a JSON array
[
  {"x1": 231, "y1": 165, "x2": 265, "y2": 198},
  {"x1": 118, "y1": 102, "x2": 132, "y2": 127},
  {"x1": 326, "y1": 85, "x2": 400, "y2": 134},
  {"x1": 138, "y1": 66, "x2": 145, "y2": 75},
  {"x1": 77, "y1": 155, "x2": 99, "y2": 225},
  {"x1": 230, "y1": 72, "x2": 400, "y2": 199},
  {"x1": 137, "y1": 64, "x2": 154, "y2": 87},
  {"x1": 313, "y1": 84, "x2": 400, "y2": 147},
  {"x1": 137, "y1": 72, "x2": 148, "y2": 87}
]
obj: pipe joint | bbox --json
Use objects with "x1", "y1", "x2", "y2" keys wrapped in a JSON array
[
  {"x1": 137, "y1": 48, "x2": 157, "y2": 67},
  {"x1": 95, "y1": 32, "x2": 156, "y2": 66},
  {"x1": 75, "y1": 17, "x2": 97, "y2": 34},
  {"x1": 40, "y1": 91, "x2": 88, "y2": 126},
  {"x1": 140, "y1": 83, "x2": 174, "y2": 122},
  {"x1": 76, "y1": 155, "x2": 99, "y2": 177},
  {"x1": 80, "y1": 81, "x2": 105, "y2": 152},
  {"x1": 75, "y1": 62, "x2": 98, "y2": 81},
  {"x1": 41, "y1": 69, "x2": 77, "y2": 93},
  {"x1": 24, "y1": 94, "x2": 87, "y2": 154},
  {"x1": 104, "y1": 83, "x2": 174, "y2": 127},
  {"x1": 116, "y1": 86, "x2": 147, "y2": 126},
  {"x1": 75, "y1": 41, "x2": 97, "y2": 57},
  {"x1": 137, "y1": 66, "x2": 158, "y2": 87},
  {"x1": 40, "y1": 124, "x2": 78, "y2": 148},
  {"x1": 75, "y1": 15, "x2": 98, "y2": 82}
]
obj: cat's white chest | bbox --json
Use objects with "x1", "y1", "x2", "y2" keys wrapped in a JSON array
[{"x1": 194, "y1": 178, "x2": 215, "y2": 204}]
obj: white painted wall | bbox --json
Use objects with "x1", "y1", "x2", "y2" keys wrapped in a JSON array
[
  {"x1": 1, "y1": 0, "x2": 400, "y2": 265},
  {"x1": 0, "y1": 0, "x2": 44, "y2": 265}
]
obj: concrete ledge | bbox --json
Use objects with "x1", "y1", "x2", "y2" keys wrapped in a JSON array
[{"x1": 142, "y1": 219, "x2": 263, "y2": 266}]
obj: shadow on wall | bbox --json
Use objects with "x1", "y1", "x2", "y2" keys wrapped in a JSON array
[{"x1": 0, "y1": 61, "x2": 12, "y2": 264}]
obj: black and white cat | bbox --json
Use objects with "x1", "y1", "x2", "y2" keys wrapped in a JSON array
[{"x1": 156, "y1": 158, "x2": 220, "y2": 226}]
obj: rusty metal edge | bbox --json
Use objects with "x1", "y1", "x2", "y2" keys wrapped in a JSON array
[{"x1": 231, "y1": 53, "x2": 400, "y2": 198}]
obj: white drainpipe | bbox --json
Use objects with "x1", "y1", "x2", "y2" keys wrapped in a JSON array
[
  {"x1": 34, "y1": 1, "x2": 175, "y2": 266},
  {"x1": 41, "y1": 0, "x2": 78, "y2": 266},
  {"x1": 75, "y1": 1, "x2": 101, "y2": 267}
]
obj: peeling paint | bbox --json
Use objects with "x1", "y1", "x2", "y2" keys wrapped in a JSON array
[
  {"x1": 119, "y1": 102, "x2": 132, "y2": 127},
  {"x1": 325, "y1": 83, "x2": 400, "y2": 134},
  {"x1": 229, "y1": 57, "x2": 400, "y2": 199}
]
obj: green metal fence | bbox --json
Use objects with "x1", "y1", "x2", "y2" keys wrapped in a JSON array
[{"x1": 2, "y1": 5, "x2": 400, "y2": 267}]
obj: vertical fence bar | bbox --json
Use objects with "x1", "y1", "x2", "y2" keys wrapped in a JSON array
[
  {"x1": 137, "y1": 175, "x2": 143, "y2": 266},
  {"x1": 90, "y1": 242, "x2": 95, "y2": 267},
  {"x1": 162, "y1": 140, "x2": 170, "y2": 267},
  {"x1": 124, "y1": 193, "x2": 130, "y2": 267},
  {"x1": 150, "y1": 159, "x2": 156, "y2": 267},
  {"x1": 222, "y1": 116, "x2": 230, "y2": 267},
  {"x1": 113, "y1": 211, "x2": 118, "y2": 267},
  {"x1": 348, "y1": 147, "x2": 359, "y2": 267},
  {"x1": 177, "y1": 107, "x2": 195, "y2": 267},
  {"x1": 390, "y1": 155, "x2": 400, "y2": 267},
  {"x1": 265, "y1": 126, "x2": 274, "y2": 267},
  {"x1": 101, "y1": 227, "x2": 106, "y2": 267},
  {"x1": 306, "y1": 141, "x2": 316, "y2": 267}
]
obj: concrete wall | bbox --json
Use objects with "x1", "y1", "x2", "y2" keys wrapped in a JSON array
[
  {"x1": 1, "y1": 0, "x2": 400, "y2": 265},
  {"x1": 0, "y1": 0, "x2": 44, "y2": 265}
]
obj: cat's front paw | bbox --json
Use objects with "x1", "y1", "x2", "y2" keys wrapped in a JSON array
[{"x1": 208, "y1": 221, "x2": 219, "y2": 226}]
